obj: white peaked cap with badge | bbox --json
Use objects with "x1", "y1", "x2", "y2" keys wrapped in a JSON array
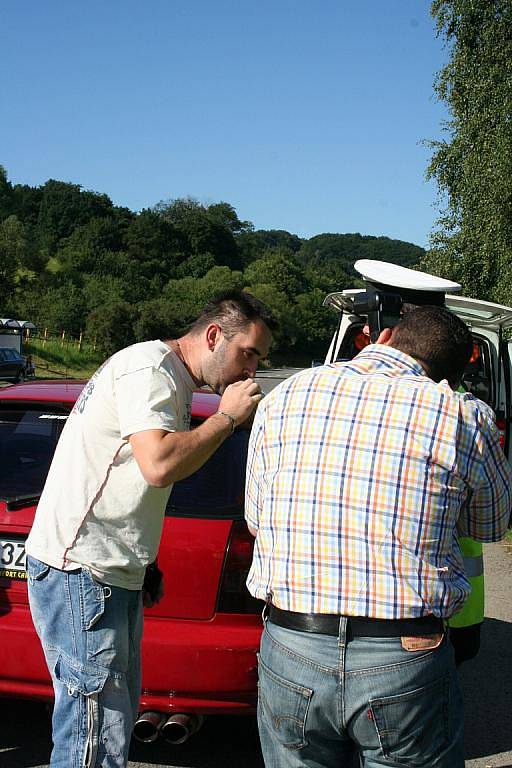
[
  {"x1": 354, "y1": 259, "x2": 461, "y2": 307},
  {"x1": 354, "y1": 260, "x2": 461, "y2": 293}
]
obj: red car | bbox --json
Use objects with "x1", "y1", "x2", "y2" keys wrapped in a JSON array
[{"x1": 0, "y1": 380, "x2": 262, "y2": 744}]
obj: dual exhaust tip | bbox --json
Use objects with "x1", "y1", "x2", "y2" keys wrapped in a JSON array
[{"x1": 133, "y1": 711, "x2": 204, "y2": 745}]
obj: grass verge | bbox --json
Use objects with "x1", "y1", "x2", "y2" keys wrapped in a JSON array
[{"x1": 25, "y1": 339, "x2": 103, "y2": 380}]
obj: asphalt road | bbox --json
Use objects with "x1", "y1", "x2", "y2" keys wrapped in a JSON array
[{"x1": 1, "y1": 541, "x2": 511, "y2": 767}]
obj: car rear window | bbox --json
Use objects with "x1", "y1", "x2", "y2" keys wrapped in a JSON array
[
  {"x1": 166, "y1": 429, "x2": 250, "y2": 519},
  {"x1": 0, "y1": 406, "x2": 68, "y2": 499}
]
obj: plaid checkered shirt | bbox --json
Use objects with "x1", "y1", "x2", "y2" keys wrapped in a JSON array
[{"x1": 245, "y1": 345, "x2": 512, "y2": 619}]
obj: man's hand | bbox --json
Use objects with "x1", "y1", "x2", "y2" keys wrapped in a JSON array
[{"x1": 218, "y1": 379, "x2": 263, "y2": 427}]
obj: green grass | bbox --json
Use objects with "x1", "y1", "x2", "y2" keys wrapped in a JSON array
[{"x1": 25, "y1": 338, "x2": 103, "y2": 380}]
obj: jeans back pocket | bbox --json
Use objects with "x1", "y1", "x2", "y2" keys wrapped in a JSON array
[
  {"x1": 369, "y1": 674, "x2": 450, "y2": 766},
  {"x1": 257, "y1": 654, "x2": 313, "y2": 750}
]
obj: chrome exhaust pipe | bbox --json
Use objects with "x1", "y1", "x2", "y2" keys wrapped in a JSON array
[
  {"x1": 161, "y1": 713, "x2": 204, "y2": 745},
  {"x1": 133, "y1": 711, "x2": 165, "y2": 743}
]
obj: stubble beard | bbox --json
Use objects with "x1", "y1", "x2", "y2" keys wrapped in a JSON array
[{"x1": 203, "y1": 341, "x2": 229, "y2": 395}]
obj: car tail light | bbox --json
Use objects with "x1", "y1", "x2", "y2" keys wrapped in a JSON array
[
  {"x1": 469, "y1": 342, "x2": 480, "y2": 365},
  {"x1": 217, "y1": 520, "x2": 261, "y2": 614},
  {"x1": 354, "y1": 330, "x2": 370, "y2": 351}
]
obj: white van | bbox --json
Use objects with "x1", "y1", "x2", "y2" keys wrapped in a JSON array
[{"x1": 323, "y1": 273, "x2": 512, "y2": 462}]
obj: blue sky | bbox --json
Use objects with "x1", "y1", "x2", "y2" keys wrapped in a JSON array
[{"x1": 1, "y1": 1, "x2": 448, "y2": 248}]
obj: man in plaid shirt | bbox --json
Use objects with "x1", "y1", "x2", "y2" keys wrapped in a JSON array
[{"x1": 246, "y1": 305, "x2": 511, "y2": 768}]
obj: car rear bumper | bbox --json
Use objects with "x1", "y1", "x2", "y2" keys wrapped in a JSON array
[{"x1": 0, "y1": 605, "x2": 262, "y2": 714}]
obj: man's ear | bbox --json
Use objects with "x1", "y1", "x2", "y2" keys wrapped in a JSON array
[
  {"x1": 376, "y1": 327, "x2": 393, "y2": 345},
  {"x1": 205, "y1": 323, "x2": 222, "y2": 351}
]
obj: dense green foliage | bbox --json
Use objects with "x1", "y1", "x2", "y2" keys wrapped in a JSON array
[
  {"x1": 0, "y1": 166, "x2": 423, "y2": 362},
  {"x1": 422, "y1": 0, "x2": 512, "y2": 303}
]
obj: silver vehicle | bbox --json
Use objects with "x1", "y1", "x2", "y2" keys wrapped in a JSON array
[{"x1": 323, "y1": 262, "x2": 512, "y2": 462}]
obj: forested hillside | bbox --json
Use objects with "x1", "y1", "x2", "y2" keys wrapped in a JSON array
[{"x1": 0, "y1": 167, "x2": 423, "y2": 362}]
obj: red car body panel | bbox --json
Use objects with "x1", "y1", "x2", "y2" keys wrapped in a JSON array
[{"x1": 0, "y1": 380, "x2": 261, "y2": 715}]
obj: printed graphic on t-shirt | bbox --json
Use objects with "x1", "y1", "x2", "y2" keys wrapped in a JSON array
[
  {"x1": 183, "y1": 402, "x2": 191, "y2": 429},
  {"x1": 73, "y1": 359, "x2": 109, "y2": 416}
]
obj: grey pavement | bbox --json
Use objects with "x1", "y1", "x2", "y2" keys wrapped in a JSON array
[
  {"x1": 255, "y1": 367, "x2": 303, "y2": 394},
  {"x1": 461, "y1": 540, "x2": 512, "y2": 768}
]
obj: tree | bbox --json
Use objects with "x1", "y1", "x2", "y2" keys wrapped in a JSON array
[
  {"x1": 236, "y1": 229, "x2": 302, "y2": 267},
  {"x1": 243, "y1": 283, "x2": 300, "y2": 359},
  {"x1": 298, "y1": 233, "x2": 422, "y2": 285},
  {"x1": 86, "y1": 301, "x2": 136, "y2": 356},
  {"x1": 173, "y1": 252, "x2": 216, "y2": 279},
  {"x1": 0, "y1": 165, "x2": 14, "y2": 220},
  {"x1": 30, "y1": 282, "x2": 89, "y2": 336},
  {"x1": 244, "y1": 249, "x2": 308, "y2": 299},
  {"x1": 295, "y1": 289, "x2": 337, "y2": 356},
  {"x1": 37, "y1": 180, "x2": 115, "y2": 255},
  {"x1": 422, "y1": 0, "x2": 512, "y2": 303},
  {"x1": 155, "y1": 198, "x2": 242, "y2": 271},
  {"x1": 133, "y1": 298, "x2": 185, "y2": 342},
  {"x1": 124, "y1": 209, "x2": 185, "y2": 281},
  {"x1": 206, "y1": 202, "x2": 253, "y2": 234},
  {"x1": 0, "y1": 215, "x2": 27, "y2": 310},
  {"x1": 11, "y1": 183, "x2": 43, "y2": 226},
  {"x1": 163, "y1": 266, "x2": 245, "y2": 326},
  {"x1": 81, "y1": 274, "x2": 133, "y2": 313},
  {"x1": 57, "y1": 217, "x2": 128, "y2": 276}
]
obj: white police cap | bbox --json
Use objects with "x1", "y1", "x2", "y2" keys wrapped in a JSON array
[{"x1": 354, "y1": 259, "x2": 461, "y2": 307}]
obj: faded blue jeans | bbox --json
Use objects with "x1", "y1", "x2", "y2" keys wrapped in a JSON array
[
  {"x1": 258, "y1": 619, "x2": 464, "y2": 768},
  {"x1": 27, "y1": 555, "x2": 143, "y2": 768}
]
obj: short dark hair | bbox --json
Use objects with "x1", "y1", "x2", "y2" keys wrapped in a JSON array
[
  {"x1": 390, "y1": 305, "x2": 472, "y2": 387},
  {"x1": 190, "y1": 290, "x2": 278, "y2": 338}
]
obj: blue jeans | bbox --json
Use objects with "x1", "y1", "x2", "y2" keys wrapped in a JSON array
[
  {"x1": 27, "y1": 556, "x2": 143, "y2": 768},
  {"x1": 257, "y1": 619, "x2": 464, "y2": 768}
]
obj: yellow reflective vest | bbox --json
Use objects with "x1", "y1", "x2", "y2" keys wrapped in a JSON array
[{"x1": 448, "y1": 536, "x2": 484, "y2": 628}]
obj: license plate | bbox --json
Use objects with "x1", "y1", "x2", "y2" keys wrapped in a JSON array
[{"x1": 0, "y1": 538, "x2": 27, "y2": 579}]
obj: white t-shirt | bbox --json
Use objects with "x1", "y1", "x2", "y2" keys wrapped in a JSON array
[{"x1": 26, "y1": 341, "x2": 195, "y2": 589}]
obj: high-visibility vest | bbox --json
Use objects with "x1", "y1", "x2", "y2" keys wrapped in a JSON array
[{"x1": 448, "y1": 536, "x2": 484, "y2": 628}]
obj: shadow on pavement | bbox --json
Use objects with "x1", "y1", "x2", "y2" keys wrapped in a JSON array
[
  {"x1": 0, "y1": 699, "x2": 52, "y2": 767},
  {"x1": 460, "y1": 617, "x2": 512, "y2": 761},
  {"x1": 128, "y1": 714, "x2": 264, "y2": 767}
]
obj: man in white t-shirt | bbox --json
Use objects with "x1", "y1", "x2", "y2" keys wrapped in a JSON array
[{"x1": 26, "y1": 290, "x2": 276, "y2": 768}]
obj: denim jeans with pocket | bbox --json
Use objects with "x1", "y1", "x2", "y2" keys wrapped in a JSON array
[
  {"x1": 257, "y1": 618, "x2": 464, "y2": 768},
  {"x1": 27, "y1": 555, "x2": 143, "y2": 768}
]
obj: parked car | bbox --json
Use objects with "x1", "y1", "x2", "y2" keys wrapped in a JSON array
[
  {"x1": 0, "y1": 380, "x2": 261, "y2": 745},
  {"x1": 0, "y1": 348, "x2": 34, "y2": 383}
]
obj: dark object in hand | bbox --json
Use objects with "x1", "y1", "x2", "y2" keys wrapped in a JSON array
[
  {"x1": 143, "y1": 561, "x2": 163, "y2": 602},
  {"x1": 449, "y1": 623, "x2": 482, "y2": 666}
]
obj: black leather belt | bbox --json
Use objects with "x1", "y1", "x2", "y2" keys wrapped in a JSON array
[{"x1": 268, "y1": 605, "x2": 444, "y2": 638}]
